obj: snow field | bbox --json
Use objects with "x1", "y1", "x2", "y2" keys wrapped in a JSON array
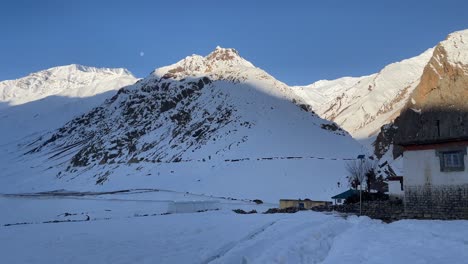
[{"x1": 1, "y1": 195, "x2": 467, "y2": 264}]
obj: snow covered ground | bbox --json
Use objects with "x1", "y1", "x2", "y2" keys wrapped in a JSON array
[{"x1": 1, "y1": 190, "x2": 467, "y2": 264}]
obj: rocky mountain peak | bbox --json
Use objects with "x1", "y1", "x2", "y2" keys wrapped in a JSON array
[
  {"x1": 382, "y1": 30, "x2": 468, "y2": 156},
  {"x1": 408, "y1": 30, "x2": 468, "y2": 112},
  {"x1": 440, "y1": 29, "x2": 468, "y2": 66},
  {"x1": 206, "y1": 46, "x2": 241, "y2": 61},
  {"x1": 151, "y1": 46, "x2": 255, "y2": 81}
]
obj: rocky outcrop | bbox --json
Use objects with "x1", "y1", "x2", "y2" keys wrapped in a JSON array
[
  {"x1": 410, "y1": 33, "x2": 468, "y2": 111},
  {"x1": 373, "y1": 123, "x2": 399, "y2": 159},
  {"x1": 393, "y1": 30, "x2": 468, "y2": 149},
  {"x1": 153, "y1": 46, "x2": 255, "y2": 82}
]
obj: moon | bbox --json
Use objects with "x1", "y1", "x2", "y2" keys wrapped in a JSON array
[{"x1": 140, "y1": 51, "x2": 145, "y2": 57}]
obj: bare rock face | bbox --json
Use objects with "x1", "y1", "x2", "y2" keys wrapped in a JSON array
[
  {"x1": 411, "y1": 34, "x2": 468, "y2": 111},
  {"x1": 373, "y1": 123, "x2": 398, "y2": 159},
  {"x1": 393, "y1": 30, "x2": 468, "y2": 153}
]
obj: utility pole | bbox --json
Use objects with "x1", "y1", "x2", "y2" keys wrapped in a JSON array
[{"x1": 357, "y1": 154, "x2": 365, "y2": 216}]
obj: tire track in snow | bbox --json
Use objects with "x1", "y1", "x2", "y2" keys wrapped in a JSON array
[
  {"x1": 203, "y1": 217, "x2": 353, "y2": 264},
  {"x1": 201, "y1": 220, "x2": 279, "y2": 264}
]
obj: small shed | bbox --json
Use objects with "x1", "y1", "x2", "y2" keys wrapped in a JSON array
[
  {"x1": 279, "y1": 199, "x2": 331, "y2": 209},
  {"x1": 331, "y1": 189, "x2": 359, "y2": 204}
]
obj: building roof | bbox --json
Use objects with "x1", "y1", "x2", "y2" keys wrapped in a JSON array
[
  {"x1": 331, "y1": 189, "x2": 359, "y2": 199},
  {"x1": 279, "y1": 199, "x2": 330, "y2": 203},
  {"x1": 398, "y1": 137, "x2": 468, "y2": 147},
  {"x1": 400, "y1": 139, "x2": 468, "y2": 151}
]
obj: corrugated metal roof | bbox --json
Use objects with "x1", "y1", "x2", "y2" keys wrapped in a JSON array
[{"x1": 331, "y1": 189, "x2": 359, "y2": 199}]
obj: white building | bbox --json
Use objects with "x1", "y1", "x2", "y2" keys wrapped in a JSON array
[{"x1": 401, "y1": 139, "x2": 468, "y2": 219}]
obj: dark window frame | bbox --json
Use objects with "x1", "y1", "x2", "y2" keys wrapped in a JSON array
[{"x1": 436, "y1": 147, "x2": 466, "y2": 172}]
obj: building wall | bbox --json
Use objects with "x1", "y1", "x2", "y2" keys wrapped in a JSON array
[
  {"x1": 279, "y1": 200, "x2": 298, "y2": 209},
  {"x1": 404, "y1": 184, "x2": 468, "y2": 219},
  {"x1": 279, "y1": 200, "x2": 331, "y2": 209},
  {"x1": 404, "y1": 148, "x2": 468, "y2": 186},
  {"x1": 403, "y1": 147, "x2": 468, "y2": 219}
]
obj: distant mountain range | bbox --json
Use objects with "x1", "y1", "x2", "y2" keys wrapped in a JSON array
[
  {"x1": 0, "y1": 64, "x2": 137, "y2": 144},
  {"x1": 0, "y1": 47, "x2": 360, "y2": 201},
  {"x1": 1, "y1": 30, "x2": 467, "y2": 201}
]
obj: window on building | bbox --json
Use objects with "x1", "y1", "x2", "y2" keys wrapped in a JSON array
[{"x1": 439, "y1": 150, "x2": 465, "y2": 172}]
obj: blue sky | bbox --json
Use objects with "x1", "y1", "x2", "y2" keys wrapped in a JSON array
[{"x1": 1, "y1": 0, "x2": 467, "y2": 85}]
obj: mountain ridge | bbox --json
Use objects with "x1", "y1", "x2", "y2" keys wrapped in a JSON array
[
  {"x1": 0, "y1": 64, "x2": 136, "y2": 107},
  {"x1": 0, "y1": 64, "x2": 138, "y2": 144},
  {"x1": 0, "y1": 47, "x2": 361, "y2": 201},
  {"x1": 2, "y1": 30, "x2": 468, "y2": 200},
  {"x1": 294, "y1": 47, "x2": 434, "y2": 139}
]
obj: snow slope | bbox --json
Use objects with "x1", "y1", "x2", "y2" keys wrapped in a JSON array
[
  {"x1": 293, "y1": 48, "x2": 434, "y2": 139},
  {"x1": 0, "y1": 64, "x2": 137, "y2": 144},
  {"x1": 0, "y1": 47, "x2": 363, "y2": 202}
]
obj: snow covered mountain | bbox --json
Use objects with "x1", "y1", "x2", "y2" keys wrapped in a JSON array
[
  {"x1": 0, "y1": 47, "x2": 362, "y2": 202},
  {"x1": 0, "y1": 64, "x2": 135, "y2": 107},
  {"x1": 292, "y1": 48, "x2": 434, "y2": 140},
  {"x1": 292, "y1": 29, "x2": 468, "y2": 174},
  {"x1": 0, "y1": 64, "x2": 137, "y2": 144},
  {"x1": 7, "y1": 29, "x2": 466, "y2": 200}
]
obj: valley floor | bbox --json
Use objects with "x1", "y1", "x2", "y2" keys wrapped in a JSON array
[{"x1": 1, "y1": 190, "x2": 467, "y2": 264}]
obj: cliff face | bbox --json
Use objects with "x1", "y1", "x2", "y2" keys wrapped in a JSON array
[
  {"x1": 411, "y1": 33, "x2": 468, "y2": 111},
  {"x1": 392, "y1": 30, "x2": 468, "y2": 154}
]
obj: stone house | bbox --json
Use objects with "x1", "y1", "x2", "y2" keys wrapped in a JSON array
[
  {"x1": 393, "y1": 103, "x2": 468, "y2": 219},
  {"x1": 399, "y1": 138, "x2": 468, "y2": 219}
]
